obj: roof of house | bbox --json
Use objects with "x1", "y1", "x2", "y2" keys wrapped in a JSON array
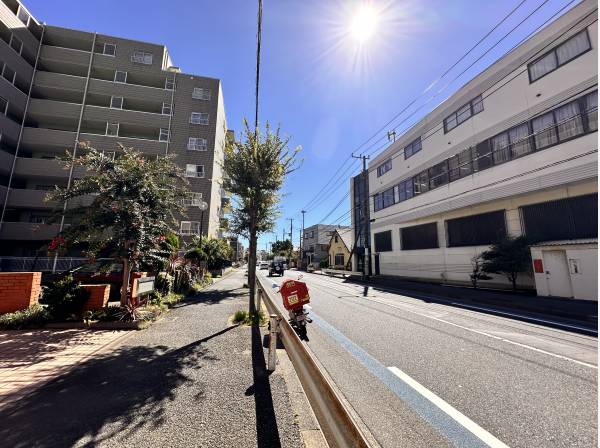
[{"x1": 330, "y1": 228, "x2": 354, "y2": 252}]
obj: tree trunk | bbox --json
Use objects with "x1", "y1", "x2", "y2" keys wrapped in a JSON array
[
  {"x1": 120, "y1": 256, "x2": 131, "y2": 307},
  {"x1": 248, "y1": 227, "x2": 257, "y2": 314}
]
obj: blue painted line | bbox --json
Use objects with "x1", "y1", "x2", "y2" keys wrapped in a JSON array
[{"x1": 311, "y1": 312, "x2": 491, "y2": 448}]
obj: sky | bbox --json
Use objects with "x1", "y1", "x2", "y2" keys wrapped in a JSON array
[{"x1": 26, "y1": 0, "x2": 580, "y2": 251}]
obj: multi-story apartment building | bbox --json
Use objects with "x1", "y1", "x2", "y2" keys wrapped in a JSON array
[
  {"x1": 0, "y1": 0, "x2": 228, "y2": 256},
  {"x1": 366, "y1": 0, "x2": 597, "y2": 299},
  {"x1": 350, "y1": 172, "x2": 371, "y2": 274},
  {"x1": 302, "y1": 224, "x2": 351, "y2": 266}
]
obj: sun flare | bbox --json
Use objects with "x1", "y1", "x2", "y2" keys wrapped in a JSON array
[{"x1": 350, "y1": 3, "x2": 379, "y2": 43}]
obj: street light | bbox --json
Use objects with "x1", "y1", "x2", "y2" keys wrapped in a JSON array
[{"x1": 197, "y1": 200, "x2": 208, "y2": 237}]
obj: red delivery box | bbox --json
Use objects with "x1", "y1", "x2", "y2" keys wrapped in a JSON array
[{"x1": 279, "y1": 279, "x2": 310, "y2": 311}]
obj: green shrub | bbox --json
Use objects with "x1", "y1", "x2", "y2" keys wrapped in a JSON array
[
  {"x1": 231, "y1": 309, "x2": 267, "y2": 326},
  {"x1": 319, "y1": 259, "x2": 329, "y2": 269},
  {"x1": 163, "y1": 292, "x2": 184, "y2": 306},
  {"x1": 154, "y1": 272, "x2": 173, "y2": 295},
  {"x1": 40, "y1": 275, "x2": 90, "y2": 321},
  {"x1": 232, "y1": 310, "x2": 248, "y2": 324},
  {"x1": 0, "y1": 305, "x2": 50, "y2": 329}
]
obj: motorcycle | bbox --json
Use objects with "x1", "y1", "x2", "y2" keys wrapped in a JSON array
[{"x1": 278, "y1": 275, "x2": 312, "y2": 339}]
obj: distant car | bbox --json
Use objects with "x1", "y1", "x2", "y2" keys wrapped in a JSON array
[
  {"x1": 268, "y1": 261, "x2": 284, "y2": 277},
  {"x1": 259, "y1": 261, "x2": 269, "y2": 270}
]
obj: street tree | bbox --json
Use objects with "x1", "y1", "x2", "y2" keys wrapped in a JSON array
[
  {"x1": 271, "y1": 239, "x2": 292, "y2": 256},
  {"x1": 223, "y1": 121, "x2": 300, "y2": 312},
  {"x1": 47, "y1": 144, "x2": 190, "y2": 306},
  {"x1": 480, "y1": 235, "x2": 532, "y2": 291},
  {"x1": 185, "y1": 236, "x2": 233, "y2": 270}
]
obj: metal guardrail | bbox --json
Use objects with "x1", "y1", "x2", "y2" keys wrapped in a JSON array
[
  {"x1": 256, "y1": 275, "x2": 370, "y2": 448},
  {"x1": 322, "y1": 269, "x2": 362, "y2": 277}
]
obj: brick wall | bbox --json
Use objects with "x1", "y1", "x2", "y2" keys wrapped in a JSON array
[
  {"x1": 0, "y1": 272, "x2": 42, "y2": 314},
  {"x1": 81, "y1": 284, "x2": 110, "y2": 311}
]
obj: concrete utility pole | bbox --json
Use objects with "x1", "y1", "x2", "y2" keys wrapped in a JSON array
[
  {"x1": 352, "y1": 153, "x2": 370, "y2": 280},
  {"x1": 287, "y1": 218, "x2": 294, "y2": 263},
  {"x1": 301, "y1": 210, "x2": 306, "y2": 268}
]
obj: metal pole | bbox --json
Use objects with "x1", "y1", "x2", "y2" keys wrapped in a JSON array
[
  {"x1": 288, "y1": 218, "x2": 293, "y2": 264},
  {"x1": 267, "y1": 314, "x2": 279, "y2": 371},
  {"x1": 301, "y1": 210, "x2": 305, "y2": 268},
  {"x1": 352, "y1": 153, "x2": 370, "y2": 280}
]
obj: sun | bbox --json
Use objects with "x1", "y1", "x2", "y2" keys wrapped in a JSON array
[{"x1": 350, "y1": 3, "x2": 379, "y2": 43}]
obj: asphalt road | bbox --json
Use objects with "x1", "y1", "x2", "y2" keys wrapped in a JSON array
[{"x1": 258, "y1": 269, "x2": 598, "y2": 448}]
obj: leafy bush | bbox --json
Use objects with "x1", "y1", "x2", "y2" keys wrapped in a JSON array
[
  {"x1": 231, "y1": 309, "x2": 267, "y2": 326},
  {"x1": 40, "y1": 275, "x2": 90, "y2": 320},
  {"x1": 0, "y1": 305, "x2": 50, "y2": 330},
  {"x1": 154, "y1": 272, "x2": 174, "y2": 295},
  {"x1": 232, "y1": 310, "x2": 248, "y2": 324},
  {"x1": 319, "y1": 259, "x2": 329, "y2": 269}
]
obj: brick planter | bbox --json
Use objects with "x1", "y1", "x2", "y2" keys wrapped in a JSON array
[
  {"x1": 0, "y1": 272, "x2": 42, "y2": 314},
  {"x1": 81, "y1": 284, "x2": 110, "y2": 311}
]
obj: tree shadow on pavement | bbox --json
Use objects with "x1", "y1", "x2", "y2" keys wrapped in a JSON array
[
  {"x1": 172, "y1": 287, "x2": 248, "y2": 308},
  {"x1": 0, "y1": 339, "x2": 218, "y2": 448},
  {"x1": 245, "y1": 325, "x2": 281, "y2": 448},
  {"x1": 0, "y1": 329, "x2": 103, "y2": 369}
]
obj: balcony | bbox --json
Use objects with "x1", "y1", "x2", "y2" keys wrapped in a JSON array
[
  {"x1": 20, "y1": 127, "x2": 77, "y2": 153},
  {"x1": 0, "y1": 222, "x2": 61, "y2": 240},
  {"x1": 87, "y1": 78, "x2": 172, "y2": 103},
  {"x1": 13, "y1": 156, "x2": 84, "y2": 179},
  {"x1": 78, "y1": 132, "x2": 167, "y2": 156},
  {"x1": 0, "y1": 113, "x2": 21, "y2": 141},
  {"x1": 83, "y1": 104, "x2": 169, "y2": 130},
  {"x1": 28, "y1": 98, "x2": 81, "y2": 121},
  {"x1": 32, "y1": 71, "x2": 85, "y2": 103},
  {"x1": 2, "y1": 187, "x2": 55, "y2": 208},
  {"x1": 38, "y1": 45, "x2": 90, "y2": 77}
]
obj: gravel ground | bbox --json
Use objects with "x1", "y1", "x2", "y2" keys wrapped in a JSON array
[{"x1": 0, "y1": 270, "x2": 304, "y2": 448}]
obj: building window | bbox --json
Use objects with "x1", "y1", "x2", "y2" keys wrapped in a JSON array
[
  {"x1": 0, "y1": 96, "x2": 8, "y2": 115},
  {"x1": 114, "y1": 70, "x2": 127, "y2": 83},
  {"x1": 180, "y1": 221, "x2": 201, "y2": 236},
  {"x1": 334, "y1": 254, "x2": 344, "y2": 266},
  {"x1": 334, "y1": 235, "x2": 339, "y2": 243},
  {"x1": 528, "y1": 29, "x2": 591, "y2": 82},
  {"x1": 584, "y1": 91, "x2": 597, "y2": 132},
  {"x1": 106, "y1": 122, "x2": 119, "y2": 136},
  {"x1": 376, "y1": 159, "x2": 392, "y2": 177},
  {"x1": 162, "y1": 102, "x2": 172, "y2": 115},
  {"x1": 531, "y1": 111, "x2": 558, "y2": 150},
  {"x1": 17, "y1": 7, "x2": 30, "y2": 26},
  {"x1": 443, "y1": 95, "x2": 484, "y2": 133},
  {"x1": 187, "y1": 137, "x2": 207, "y2": 151},
  {"x1": 165, "y1": 78, "x2": 175, "y2": 90},
  {"x1": 131, "y1": 50, "x2": 153, "y2": 65},
  {"x1": 110, "y1": 96, "x2": 123, "y2": 109},
  {"x1": 192, "y1": 87, "x2": 211, "y2": 100},
  {"x1": 521, "y1": 194, "x2": 597, "y2": 242},
  {"x1": 103, "y1": 43, "x2": 116, "y2": 56},
  {"x1": 382, "y1": 186, "x2": 395, "y2": 208},
  {"x1": 159, "y1": 128, "x2": 170, "y2": 142},
  {"x1": 554, "y1": 101, "x2": 584, "y2": 141},
  {"x1": 186, "y1": 164, "x2": 205, "y2": 178},
  {"x1": 404, "y1": 137, "x2": 422, "y2": 159},
  {"x1": 2, "y1": 64, "x2": 16, "y2": 84},
  {"x1": 9, "y1": 35, "x2": 22, "y2": 55},
  {"x1": 183, "y1": 192, "x2": 203, "y2": 207},
  {"x1": 374, "y1": 230, "x2": 392, "y2": 252},
  {"x1": 428, "y1": 161, "x2": 449, "y2": 189},
  {"x1": 413, "y1": 170, "x2": 429, "y2": 195},
  {"x1": 446, "y1": 210, "x2": 506, "y2": 247},
  {"x1": 448, "y1": 147, "x2": 473, "y2": 182},
  {"x1": 400, "y1": 222, "x2": 439, "y2": 250},
  {"x1": 190, "y1": 112, "x2": 209, "y2": 125}
]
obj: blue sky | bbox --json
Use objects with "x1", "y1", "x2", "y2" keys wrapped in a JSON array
[{"x1": 26, "y1": 0, "x2": 579, "y2": 251}]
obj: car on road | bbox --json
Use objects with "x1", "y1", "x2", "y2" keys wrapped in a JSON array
[
  {"x1": 268, "y1": 261, "x2": 285, "y2": 277},
  {"x1": 259, "y1": 261, "x2": 269, "y2": 270}
]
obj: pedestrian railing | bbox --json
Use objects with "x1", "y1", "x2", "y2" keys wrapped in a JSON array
[
  {"x1": 256, "y1": 275, "x2": 371, "y2": 448},
  {"x1": 0, "y1": 257, "x2": 87, "y2": 272}
]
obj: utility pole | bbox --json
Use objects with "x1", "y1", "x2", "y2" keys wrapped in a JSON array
[
  {"x1": 287, "y1": 218, "x2": 294, "y2": 264},
  {"x1": 301, "y1": 210, "x2": 306, "y2": 269},
  {"x1": 352, "y1": 153, "x2": 370, "y2": 280}
]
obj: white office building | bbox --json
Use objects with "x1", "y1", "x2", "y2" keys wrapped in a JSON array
[{"x1": 367, "y1": 0, "x2": 597, "y2": 300}]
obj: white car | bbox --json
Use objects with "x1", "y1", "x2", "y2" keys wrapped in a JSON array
[{"x1": 259, "y1": 262, "x2": 269, "y2": 270}]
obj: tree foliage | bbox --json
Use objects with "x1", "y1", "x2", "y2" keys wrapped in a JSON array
[
  {"x1": 271, "y1": 239, "x2": 292, "y2": 256},
  {"x1": 185, "y1": 236, "x2": 233, "y2": 270},
  {"x1": 47, "y1": 144, "x2": 190, "y2": 305},
  {"x1": 223, "y1": 121, "x2": 300, "y2": 310},
  {"x1": 480, "y1": 236, "x2": 532, "y2": 291}
]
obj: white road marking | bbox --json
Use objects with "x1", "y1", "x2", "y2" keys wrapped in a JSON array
[
  {"x1": 364, "y1": 296, "x2": 598, "y2": 370},
  {"x1": 388, "y1": 366, "x2": 511, "y2": 448}
]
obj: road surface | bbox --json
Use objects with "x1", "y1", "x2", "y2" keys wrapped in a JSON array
[{"x1": 258, "y1": 269, "x2": 597, "y2": 448}]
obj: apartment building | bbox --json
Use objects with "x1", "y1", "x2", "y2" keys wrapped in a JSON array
[
  {"x1": 302, "y1": 224, "x2": 351, "y2": 266},
  {"x1": 350, "y1": 172, "x2": 371, "y2": 274},
  {"x1": 367, "y1": 0, "x2": 597, "y2": 299},
  {"x1": 0, "y1": 0, "x2": 228, "y2": 256}
]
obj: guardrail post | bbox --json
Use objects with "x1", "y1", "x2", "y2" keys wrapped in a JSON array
[
  {"x1": 267, "y1": 314, "x2": 279, "y2": 371},
  {"x1": 257, "y1": 285, "x2": 262, "y2": 312}
]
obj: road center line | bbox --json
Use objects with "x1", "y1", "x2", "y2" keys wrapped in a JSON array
[
  {"x1": 364, "y1": 296, "x2": 598, "y2": 370},
  {"x1": 387, "y1": 366, "x2": 510, "y2": 448},
  {"x1": 311, "y1": 312, "x2": 507, "y2": 448}
]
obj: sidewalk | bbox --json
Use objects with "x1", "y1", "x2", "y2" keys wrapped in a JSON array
[{"x1": 0, "y1": 270, "x2": 314, "y2": 447}]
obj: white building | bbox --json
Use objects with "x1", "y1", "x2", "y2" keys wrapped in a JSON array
[{"x1": 367, "y1": 0, "x2": 597, "y2": 300}]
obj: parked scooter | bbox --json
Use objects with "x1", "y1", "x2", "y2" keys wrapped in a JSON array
[{"x1": 278, "y1": 276, "x2": 312, "y2": 339}]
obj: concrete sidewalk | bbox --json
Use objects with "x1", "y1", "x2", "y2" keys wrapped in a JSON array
[{"x1": 0, "y1": 270, "x2": 317, "y2": 447}]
